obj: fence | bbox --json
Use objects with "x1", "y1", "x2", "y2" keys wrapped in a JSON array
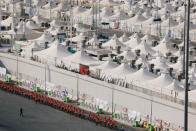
[{"x1": 1, "y1": 53, "x2": 196, "y2": 130}]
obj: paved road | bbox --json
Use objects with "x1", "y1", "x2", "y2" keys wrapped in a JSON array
[{"x1": 0, "y1": 89, "x2": 144, "y2": 131}]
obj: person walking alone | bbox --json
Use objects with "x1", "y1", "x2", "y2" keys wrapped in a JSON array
[{"x1": 19, "y1": 107, "x2": 23, "y2": 117}]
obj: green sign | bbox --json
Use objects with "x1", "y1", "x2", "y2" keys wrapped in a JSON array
[
  {"x1": 99, "y1": 108, "x2": 103, "y2": 114},
  {"x1": 8, "y1": 77, "x2": 11, "y2": 83},
  {"x1": 19, "y1": 81, "x2": 22, "y2": 86},
  {"x1": 66, "y1": 97, "x2": 70, "y2": 102},
  {"x1": 36, "y1": 87, "x2": 40, "y2": 92}
]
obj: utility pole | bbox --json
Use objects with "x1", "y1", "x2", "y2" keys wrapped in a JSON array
[
  {"x1": 184, "y1": 0, "x2": 190, "y2": 130},
  {"x1": 50, "y1": 0, "x2": 52, "y2": 21},
  {"x1": 70, "y1": 0, "x2": 73, "y2": 47},
  {"x1": 98, "y1": 0, "x2": 100, "y2": 26},
  {"x1": 92, "y1": 0, "x2": 95, "y2": 29},
  {"x1": 183, "y1": 2, "x2": 187, "y2": 78},
  {"x1": 111, "y1": 84, "x2": 114, "y2": 119},
  {"x1": 45, "y1": 61, "x2": 47, "y2": 93},
  {"x1": 96, "y1": 0, "x2": 98, "y2": 35},
  {"x1": 77, "y1": 73, "x2": 79, "y2": 101}
]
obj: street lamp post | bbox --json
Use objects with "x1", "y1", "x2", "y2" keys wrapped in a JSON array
[
  {"x1": 45, "y1": 61, "x2": 47, "y2": 94},
  {"x1": 112, "y1": 84, "x2": 114, "y2": 118},
  {"x1": 77, "y1": 73, "x2": 79, "y2": 101},
  {"x1": 184, "y1": 0, "x2": 190, "y2": 130},
  {"x1": 183, "y1": 3, "x2": 187, "y2": 78}
]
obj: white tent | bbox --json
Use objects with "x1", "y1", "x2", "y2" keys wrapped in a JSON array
[
  {"x1": 124, "y1": 14, "x2": 147, "y2": 24},
  {"x1": 50, "y1": 27, "x2": 64, "y2": 35},
  {"x1": 0, "y1": 16, "x2": 18, "y2": 26},
  {"x1": 88, "y1": 34, "x2": 99, "y2": 46},
  {"x1": 161, "y1": 18, "x2": 179, "y2": 27},
  {"x1": 32, "y1": 31, "x2": 53, "y2": 43},
  {"x1": 149, "y1": 56, "x2": 169, "y2": 72},
  {"x1": 109, "y1": 63, "x2": 136, "y2": 78},
  {"x1": 26, "y1": 20, "x2": 40, "y2": 29},
  {"x1": 32, "y1": 15, "x2": 48, "y2": 24},
  {"x1": 118, "y1": 50, "x2": 136, "y2": 60},
  {"x1": 21, "y1": 41, "x2": 42, "y2": 58},
  {"x1": 153, "y1": 36, "x2": 173, "y2": 55},
  {"x1": 135, "y1": 57, "x2": 149, "y2": 67},
  {"x1": 134, "y1": 40, "x2": 156, "y2": 56},
  {"x1": 143, "y1": 9, "x2": 152, "y2": 19},
  {"x1": 7, "y1": 21, "x2": 40, "y2": 35},
  {"x1": 126, "y1": 34, "x2": 141, "y2": 48},
  {"x1": 142, "y1": 34, "x2": 155, "y2": 45},
  {"x1": 52, "y1": 1, "x2": 70, "y2": 12},
  {"x1": 102, "y1": 34, "x2": 126, "y2": 49},
  {"x1": 119, "y1": 33, "x2": 130, "y2": 43},
  {"x1": 174, "y1": 22, "x2": 196, "y2": 30},
  {"x1": 73, "y1": 6, "x2": 87, "y2": 15},
  {"x1": 50, "y1": 19, "x2": 64, "y2": 27},
  {"x1": 34, "y1": 42, "x2": 72, "y2": 63},
  {"x1": 100, "y1": 7, "x2": 114, "y2": 18},
  {"x1": 127, "y1": 68, "x2": 157, "y2": 86},
  {"x1": 111, "y1": 10, "x2": 130, "y2": 20},
  {"x1": 169, "y1": 57, "x2": 183, "y2": 73},
  {"x1": 62, "y1": 51, "x2": 101, "y2": 68},
  {"x1": 101, "y1": 0, "x2": 119, "y2": 6},
  {"x1": 70, "y1": 32, "x2": 85, "y2": 43},
  {"x1": 148, "y1": 74, "x2": 173, "y2": 89},
  {"x1": 74, "y1": 24, "x2": 91, "y2": 32},
  {"x1": 90, "y1": 60, "x2": 118, "y2": 71},
  {"x1": 165, "y1": 80, "x2": 184, "y2": 93}
]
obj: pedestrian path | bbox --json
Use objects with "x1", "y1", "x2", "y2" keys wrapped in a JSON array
[{"x1": 0, "y1": 79, "x2": 147, "y2": 131}]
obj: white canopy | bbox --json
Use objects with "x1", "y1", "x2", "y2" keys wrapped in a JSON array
[
  {"x1": 109, "y1": 63, "x2": 136, "y2": 78},
  {"x1": 127, "y1": 68, "x2": 157, "y2": 86},
  {"x1": 62, "y1": 51, "x2": 100, "y2": 67},
  {"x1": 0, "y1": 16, "x2": 18, "y2": 26},
  {"x1": 88, "y1": 34, "x2": 99, "y2": 46},
  {"x1": 32, "y1": 32, "x2": 53, "y2": 43},
  {"x1": 100, "y1": 7, "x2": 114, "y2": 18},
  {"x1": 169, "y1": 57, "x2": 183, "y2": 72},
  {"x1": 135, "y1": 57, "x2": 149, "y2": 67},
  {"x1": 165, "y1": 80, "x2": 184, "y2": 93},
  {"x1": 32, "y1": 15, "x2": 48, "y2": 24},
  {"x1": 111, "y1": 10, "x2": 130, "y2": 20},
  {"x1": 124, "y1": 14, "x2": 147, "y2": 24},
  {"x1": 161, "y1": 18, "x2": 179, "y2": 27},
  {"x1": 73, "y1": 6, "x2": 87, "y2": 15},
  {"x1": 34, "y1": 42, "x2": 72, "y2": 63},
  {"x1": 153, "y1": 36, "x2": 173, "y2": 55},
  {"x1": 70, "y1": 32, "x2": 85, "y2": 43},
  {"x1": 91, "y1": 60, "x2": 118, "y2": 71},
  {"x1": 134, "y1": 40, "x2": 156, "y2": 56},
  {"x1": 50, "y1": 27, "x2": 64, "y2": 35},
  {"x1": 26, "y1": 20, "x2": 40, "y2": 29},
  {"x1": 119, "y1": 33, "x2": 130, "y2": 43},
  {"x1": 150, "y1": 56, "x2": 169, "y2": 72},
  {"x1": 126, "y1": 34, "x2": 141, "y2": 48},
  {"x1": 102, "y1": 34, "x2": 126, "y2": 49},
  {"x1": 149, "y1": 74, "x2": 173, "y2": 89},
  {"x1": 50, "y1": 19, "x2": 64, "y2": 27},
  {"x1": 7, "y1": 21, "x2": 40, "y2": 35},
  {"x1": 118, "y1": 50, "x2": 136, "y2": 60},
  {"x1": 142, "y1": 34, "x2": 154, "y2": 45}
]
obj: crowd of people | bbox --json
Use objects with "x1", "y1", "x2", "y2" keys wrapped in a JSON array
[{"x1": 0, "y1": 81, "x2": 126, "y2": 131}]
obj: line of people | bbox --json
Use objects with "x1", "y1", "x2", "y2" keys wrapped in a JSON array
[{"x1": 0, "y1": 81, "x2": 124, "y2": 131}]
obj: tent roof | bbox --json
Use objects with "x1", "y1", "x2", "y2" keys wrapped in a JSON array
[
  {"x1": 34, "y1": 42, "x2": 72, "y2": 60},
  {"x1": 62, "y1": 51, "x2": 100, "y2": 66}
]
